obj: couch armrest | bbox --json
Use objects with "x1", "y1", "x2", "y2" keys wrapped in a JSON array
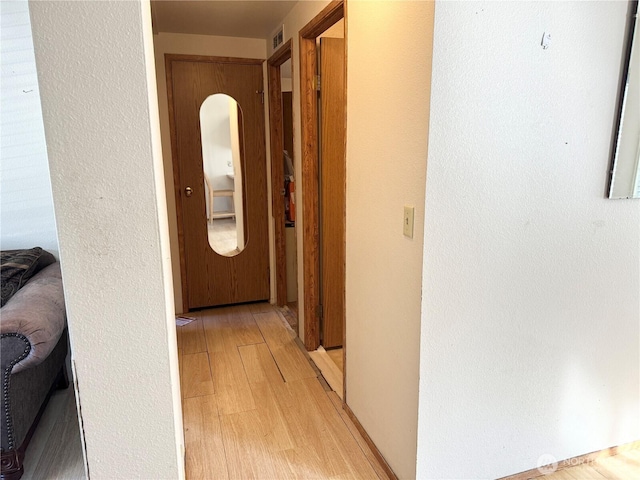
[
  {"x1": 0, "y1": 263, "x2": 66, "y2": 374},
  {"x1": 0, "y1": 334, "x2": 30, "y2": 374}
]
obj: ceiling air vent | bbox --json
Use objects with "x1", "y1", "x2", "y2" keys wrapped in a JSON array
[{"x1": 272, "y1": 25, "x2": 284, "y2": 50}]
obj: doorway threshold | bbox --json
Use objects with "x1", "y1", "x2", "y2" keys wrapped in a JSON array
[
  {"x1": 309, "y1": 346, "x2": 343, "y2": 399},
  {"x1": 278, "y1": 304, "x2": 298, "y2": 333}
]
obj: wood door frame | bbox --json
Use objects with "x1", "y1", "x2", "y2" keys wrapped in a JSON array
[
  {"x1": 165, "y1": 53, "x2": 265, "y2": 312},
  {"x1": 267, "y1": 40, "x2": 293, "y2": 308},
  {"x1": 299, "y1": 0, "x2": 345, "y2": 350}
]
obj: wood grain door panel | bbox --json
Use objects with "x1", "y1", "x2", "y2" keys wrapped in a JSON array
[
  {"x1": 168, "y1": 56, "x2": 269, "y2": 309},
  {"x1": 319, "y1": 38, "x2": 346, "y2": 348}
]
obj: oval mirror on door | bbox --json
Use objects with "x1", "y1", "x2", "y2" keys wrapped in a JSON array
[{"x1": 199, "y1": 93, "x2": 247, "y2": 257}]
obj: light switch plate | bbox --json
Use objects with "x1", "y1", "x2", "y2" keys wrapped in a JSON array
[{"x1": 403, "y1": 206, "x2": 414, "y2": 238}]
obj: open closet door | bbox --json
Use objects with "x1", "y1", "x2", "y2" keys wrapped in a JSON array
[{"x1": 319, "y1": 38, "x2": 346, "y2": 348}]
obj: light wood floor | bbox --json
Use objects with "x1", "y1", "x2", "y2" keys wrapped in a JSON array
[
  {"x1": 309, "y1": 347, "x2": 344, "y2": 400},
  {"x1": 527, "y1": 448, "x2": 640, "y2": 479},
  {"x1": 22, "y1": 385, "x2": 86, "y2": 480},
  {"x1": 279, "y1": 303, "x2": 299, "y2": 332},
  {"x1": 177, "y1": 303, "x2": 390, "y2": 479},
  {"x1": 327, "y1": 348, "x2": 343, "y2": 373},
  {"x1": 21, "y1": 304, "x2": 638, "y2": 479}
]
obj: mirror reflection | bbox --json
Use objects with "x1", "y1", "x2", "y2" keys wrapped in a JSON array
[
  {"x1": 200, "y1": 93, "x2": 247, "y2": 256},
  {"x1": 609, "y1": 6, "x2": 639, "y2": 199}
]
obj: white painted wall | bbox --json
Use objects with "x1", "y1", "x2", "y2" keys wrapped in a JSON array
[
  {"x1": 265, "y1": 0, "x2": 330, "y2": 341},
  {"x1": 345, "y1": 2, "x2": 435, "y2": 478},
  {"x1": 319, "y1": 17, "x2": 344, "y2": 39},
  {"x1": 281, "y1": 76, "x2": 293, "y2": 93},
  {"x1": 29, "y1": 1, "x2": 184, "y2": 478},
  {"x1": 153, "y1": 32, "x2": 267, "y2": 312},
  {"x1": 19, "y1": 2, "x2": 640, "y2": 479},
  {"x1": 417, "y1": 2, "x2": 640, "y2": 478},
  {"x1": 0, "y1": 0, "x2": 58, "y2": 257}
]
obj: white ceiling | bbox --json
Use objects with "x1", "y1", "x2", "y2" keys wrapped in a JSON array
[{"x1": 151, "y1": 1, "x2": 298, "y2": 39}]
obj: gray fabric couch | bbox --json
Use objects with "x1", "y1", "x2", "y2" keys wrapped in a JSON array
[{"x1": 1, "y1": 262, "x2": 69, "y2": 480}]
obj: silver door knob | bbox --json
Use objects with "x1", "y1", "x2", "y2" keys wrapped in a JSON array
[{"x1": 185, "y1": 186, "x2": 193, "y2": 197}]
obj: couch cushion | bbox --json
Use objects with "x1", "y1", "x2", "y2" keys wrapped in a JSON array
[{"x1": 1, "y1": 247, "x2": 56, "y2": 307}]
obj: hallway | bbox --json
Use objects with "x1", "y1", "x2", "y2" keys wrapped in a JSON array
[{"x1": 177, "y1": 303, "x2": 388, "y2": 479}]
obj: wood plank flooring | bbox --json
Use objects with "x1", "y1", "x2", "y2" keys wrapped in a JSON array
[
  {"x1": 309, "y1": 346, "x2": 344, "y2": 399},
  {"x1": 21, "y1": 303, "x2": 639, "y2": 479},
  {"x1": 531, "y1": 448, "x2": 640, "y2": 480},
  {"x1": 327, "y1": 348, "x2": 344, "y2": 373},
  {"x1": 22, "y1": 385, "x2": 86, "y2": 480},
  {"x1": 185, "y1": 304, "x2": 640, "y2": 480},
  {"x1": 179, "y1": 303, "x2": 387, "y2": 479}
]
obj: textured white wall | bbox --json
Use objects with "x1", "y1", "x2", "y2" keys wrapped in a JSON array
[
  {"x1": 29, "y1": 1, "x2": 184, "y2": 478},
  {"x1": 0, "y1": 0, "x2": 58, "y2": 256},
  {"x1": 345, "y1": 2, "x2": 435, "y2": 478},
  {"x1": 417, "y1": 2, "x2": 640, "y2": 478},
  {"x1": 153, "y1": 32, "x2": 267, "y2": 311},
  {"x1": 281, "y1": 76, "x2": 292, "y2": 93}
]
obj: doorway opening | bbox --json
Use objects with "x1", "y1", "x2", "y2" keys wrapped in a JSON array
[
  {"x1": 298, "y1": 1, "x2": 346, "y2": 398},
  {"x1": 150, "y1": 1, "x2": 364, "y2": 476},
  {"x1": 267, "y1": 40, "x2": 300, "y2": 334}
]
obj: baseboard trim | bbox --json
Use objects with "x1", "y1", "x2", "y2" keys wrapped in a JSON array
[
  {"x1": 342, "y1": 403, "x2": 398, "y2": 480},
  {"x1": 499, "y1": 440, "x2": 640, "y2": 480}
]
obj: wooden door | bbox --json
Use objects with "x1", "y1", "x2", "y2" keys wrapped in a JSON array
[
  {"x1": 167, "y1": 55, "x2": 269, "y2": 309},
  {"x1": 319, "y1": 38, "x2": 346, "y2": 348}
]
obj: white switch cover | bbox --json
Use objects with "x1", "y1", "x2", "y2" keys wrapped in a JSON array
[
  {"x1": 403, "y1": 206, "x2": 414, "y2": 238},
  {"x1": 541, "y1": 32, "x2": 551, "y2": 49}
]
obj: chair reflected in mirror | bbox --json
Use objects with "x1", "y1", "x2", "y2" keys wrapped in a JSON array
[{"x1": 200, "y1": 94, "x2": 247, "y2": 255}]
